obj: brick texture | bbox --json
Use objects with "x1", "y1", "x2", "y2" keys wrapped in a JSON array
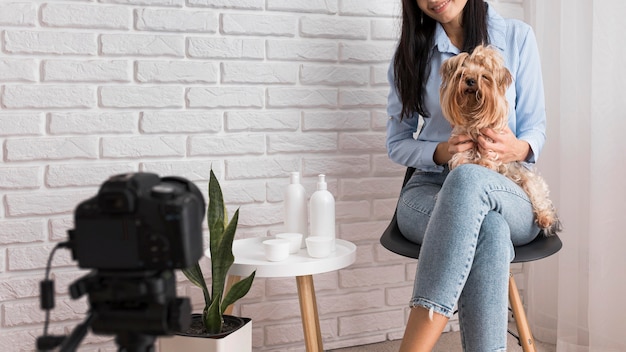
[{"x1": 0, "y1": 1, "x2": 527, "y2": 351}]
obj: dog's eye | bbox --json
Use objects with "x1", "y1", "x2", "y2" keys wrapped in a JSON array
[{"x1": 481, "y1": 75, "x2": 489, "y2": 80}]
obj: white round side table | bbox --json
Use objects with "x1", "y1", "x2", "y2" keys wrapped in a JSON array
[{"x1": 208, "y1": 237, "x2": 356, "y2": 352}]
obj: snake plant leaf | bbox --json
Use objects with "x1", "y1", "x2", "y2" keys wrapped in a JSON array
[
  {"x1": 204, "y1": 292, "x2": 224, "y2": 334},
  {"x1": 207, "y1": 169, "x2": 225, "y2": 241},
  {"x1": 221, "y1": 271, "x2": 256, "y2": 313},
  {"x1": 210, "y1": 209, "x2": 237, "y2": 303},
  {"x1": 181, "y1": 263, "x2": 211, "y2": 306}
]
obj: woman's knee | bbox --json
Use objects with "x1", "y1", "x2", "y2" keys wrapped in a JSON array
[
  {"x1": 445, "y1": 164, "x2": 491, "y2": 188},
  {"x1": 437, "y1": 164, "x2": 494, "y2": 206}
]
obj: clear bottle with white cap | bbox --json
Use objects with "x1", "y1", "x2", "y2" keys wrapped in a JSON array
[
  {"x1": 284, "y1": 172, "x2": 308, "y2": 246},
  {"x1": 309, "y1": 174, "x2": 335, "y2": 246}
]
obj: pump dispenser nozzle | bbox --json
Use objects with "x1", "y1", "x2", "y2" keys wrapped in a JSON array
[{"x1": 316, "y1": 174, "x2": 327, "y2": 190}]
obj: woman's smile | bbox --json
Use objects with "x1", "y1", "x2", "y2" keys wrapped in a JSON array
[
  {"x1": 432, "y1": 0, "x2": 451, "y2": 14},
  {"x1": 418, "y1": 0, "x2": 468, "y2": 25}
]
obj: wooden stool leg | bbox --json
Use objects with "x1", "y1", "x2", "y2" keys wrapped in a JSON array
[
  {"x1": 296, "y1": 275, "x2": 323, "y2": 352},
  {"x1": 223, "y1": 275, "x2": 241, "y2": 315},
  {"x1": 508, "y1": 273, "x2": 536, "y2": 352}
]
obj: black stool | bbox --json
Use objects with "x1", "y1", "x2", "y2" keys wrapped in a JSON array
[{"x1": 380, "y1": 167, "x2": 562, "y2": 352}]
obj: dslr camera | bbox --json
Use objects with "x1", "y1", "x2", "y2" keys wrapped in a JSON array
[
  {"x1": 37, "y1": 173, "x2": 205, "y2": 352},
  {"x1": 70, "y1": 172, "x2": 204, "y2": 270}
]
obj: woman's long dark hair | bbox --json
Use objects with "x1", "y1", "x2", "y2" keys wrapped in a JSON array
[{"x1": 393, "y1": 0, "x2": 489, "y2": 119}]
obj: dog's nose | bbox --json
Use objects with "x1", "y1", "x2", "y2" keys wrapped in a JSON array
[{"x1": 466, "y1": 78, "x2": 476, "y2": 87}]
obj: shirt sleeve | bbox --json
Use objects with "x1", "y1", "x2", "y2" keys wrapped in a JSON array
[
  {"x1": 385, "y1": 60, "x2": 443, "y2": 171},
  {"x1": 513, "y1": 27, "x2": 546, "y2": 163}
]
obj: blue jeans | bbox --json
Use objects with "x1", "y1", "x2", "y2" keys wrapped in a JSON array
[{"x1": 396, "y1": 164, "x2": 540, "y2": 352}]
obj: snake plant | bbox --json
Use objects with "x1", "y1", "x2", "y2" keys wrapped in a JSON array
[{"x1": 182, "y1": 169, "x2": 256, "y2": 334}]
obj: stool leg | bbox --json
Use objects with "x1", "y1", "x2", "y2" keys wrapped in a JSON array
[{"x1": 508, "y1": 273, "x2": 536, "y2": 352}]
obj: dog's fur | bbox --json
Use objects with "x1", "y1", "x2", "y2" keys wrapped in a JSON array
[{"x1": 439, "y1": 45, "x2": 560, "y2": 234}]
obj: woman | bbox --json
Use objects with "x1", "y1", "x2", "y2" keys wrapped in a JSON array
[{"x1": 386, "y1": 0, "x2": 546, "y2": 351}]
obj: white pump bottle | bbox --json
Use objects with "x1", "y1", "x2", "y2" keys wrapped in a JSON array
[{"x1": 309, "y1": 174, "x2": 335, "y2": 245}]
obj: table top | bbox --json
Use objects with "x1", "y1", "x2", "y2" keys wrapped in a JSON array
[{"x1": 205, "y1": 237, "x2": 356, "y2": 278}]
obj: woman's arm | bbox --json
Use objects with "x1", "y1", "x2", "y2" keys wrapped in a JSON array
[
  {"x1": 477, "y1": 26, "x2": 546, "y2": 164},
  {"x1": 386, "y1": 115, "x2": 440, "y2": 168},
  {"x1": 386, "y1": 60, "x2": 443, "y2": 170},
  {"x1": 509, "y1": 26, "x2": 546, "y2": 163}
]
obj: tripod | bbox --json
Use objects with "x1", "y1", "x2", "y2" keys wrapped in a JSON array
[
  {"x1": 38, "y1": 270, "x2": 191, "y2": 352},
  {"x1": 51, "y1": 311, "x2": 158, "y2": 352}
]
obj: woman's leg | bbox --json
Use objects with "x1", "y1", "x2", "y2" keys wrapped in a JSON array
[
  {"x1": 399, "y1": 306, "x2": 449, "y2": 352},
  {"x1": 397, "y1": 164, "x2": 539, "y2": 351},
  {"x1": 457, "y1": 211, "x2": 513, "y2": 351},
  {"x1": 396, "y1": 170, "x2": 449, "y2": 352}
]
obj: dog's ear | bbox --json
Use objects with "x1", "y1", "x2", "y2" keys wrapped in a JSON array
[
  {"x1": 498, "y1": 66, "x2": 513, "y2": 89},
  {"x1": 440, "y1": 53, "x2": 468, "y2": 86},
  {"x1": 480, "y1": 46, "x2": 512, "y2": 89}
]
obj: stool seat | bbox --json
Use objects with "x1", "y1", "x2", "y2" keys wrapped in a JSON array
[{"x1": 380, "y1": 212, "x2": 563, "y2": 263}]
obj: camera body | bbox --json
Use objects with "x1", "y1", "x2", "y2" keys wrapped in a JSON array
[{"x1": 69, "y1": 172, "x2": 205, "y2": 270}]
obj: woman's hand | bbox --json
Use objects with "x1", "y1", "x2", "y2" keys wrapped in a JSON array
[
  {"x1": 477, "y1": 127, "x2": 530, "y2": 163},
  {"x1": 434, "y1": 134, "x2": 474, "y2": 165}
]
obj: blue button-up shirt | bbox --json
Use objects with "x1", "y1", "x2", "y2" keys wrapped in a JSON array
[{"x1": 386, "y1": 5, "x2": 546, "y2": 172}]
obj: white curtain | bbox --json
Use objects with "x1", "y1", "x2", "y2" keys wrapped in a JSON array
[{"x1": 525, "y1": 0, "x2": 626, "y2": 351}]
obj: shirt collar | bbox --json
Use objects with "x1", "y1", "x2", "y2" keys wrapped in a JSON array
[
  {"x1": 433, "y1": 4, "x2": 507, "y2": 54},
  {"x1": 486, "y1": 4, "x2": 507, "y2": 51}
]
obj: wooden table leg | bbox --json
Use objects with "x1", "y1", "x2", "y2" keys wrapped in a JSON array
[
  {"x1": 509, "y1": 272, "x2": 537, "y2": 352},
  {"x1": 223, "y1": 275, "x2": 241, "y2": 316},
  {"x1": 296, "y1": 275, "x2": 323, "y2": 352}
]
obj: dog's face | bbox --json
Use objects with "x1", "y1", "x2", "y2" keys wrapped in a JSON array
[{"x1": 440, "y1": 45, "x2": 513, "y2": 130}]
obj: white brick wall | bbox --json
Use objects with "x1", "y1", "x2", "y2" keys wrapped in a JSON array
[{"x1": 0, "y1": 1, "x2": 527, "y2": 351}]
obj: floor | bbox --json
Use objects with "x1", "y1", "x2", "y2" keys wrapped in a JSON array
[{"x1": 330, "y1": 325, "x2": 556, "y2": 352}]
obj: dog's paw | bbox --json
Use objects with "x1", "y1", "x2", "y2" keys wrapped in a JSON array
[
  {"x1": 536, "y1": 215, "x2": 552, "y2": 229},
  {"x1": 536, "y1": 212, "x2": 562, "y2": 235}
]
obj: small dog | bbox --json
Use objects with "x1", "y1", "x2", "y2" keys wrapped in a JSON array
[{"x1": 439, "y1": 45, "x2": 560, "y2": 234}]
